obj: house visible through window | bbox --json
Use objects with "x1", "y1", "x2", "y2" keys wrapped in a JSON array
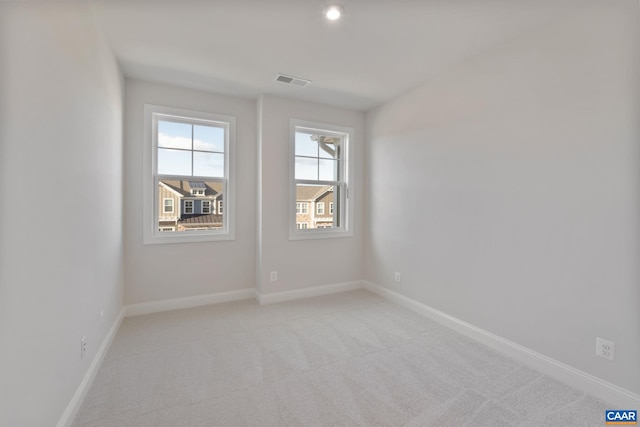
[
  {"x1": 144, "y1": 104, "x2": 236, "y2": 244},
  {"x1": 291, "y1": 120, "x2": 353, "y2": 239}
]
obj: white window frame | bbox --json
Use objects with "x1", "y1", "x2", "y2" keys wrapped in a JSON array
[
  {"x1": 329, "y1": 202, "x2": 334, "y2": 214},
  {"x1": 201, "y1": 200, "x2": 211, "y2": 214},
  {"x1": 143, "y1": 104, "x2": 236, "y2": 244},
  {"x1": 289, "y1": 119, "x2": 354, "y2": 240},
  {"x1": 184, "y1": 200, "x2": 194, "y2": 214},
  {"x1": 317, "y1": 202, "x2": 325, "y2": 215},
  {"x1": 296, "y1": 222, "x2": 309, "y2": 229},
  {"x1": 163, "y1": 198, "x2": 174, "y2": 214},
  {"x1": 218, "y1": 200, "x2": 223, "y2": 214}
]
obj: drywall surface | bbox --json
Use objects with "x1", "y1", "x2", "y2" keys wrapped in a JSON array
[
  {"x1": 123, "y1": 80, "x2": 257, "y2": 304},
  {"x1": 365, "y1": 1, "x2": 640, "y2": 395},
  {"x1": 0, "y1": 2, "x2": 124, "y2": 426},
  {"x1": 257, "y1": 95, "x2": 364, "y2": 293}
]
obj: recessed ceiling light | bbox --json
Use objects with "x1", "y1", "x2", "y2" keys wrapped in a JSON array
[{"x1": 324, "y1": 5, "x2": 344, "y2": 21}]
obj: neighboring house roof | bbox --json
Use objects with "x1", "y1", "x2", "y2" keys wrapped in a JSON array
[
  {"x1": 312, "y1": 187, "x2": 333, "y2": 201},
  {"x1": 160, "y1": 180, "x2": 223, "y2": 198},
  {"x1": 296, "y1": 185, "x2": 332, "y2": 202},
  {"x1": 159, "y1": 181, "x2": 184, "y2": 198},
  {"x1": 179, "y1": 214, "x2": 223, "y2": 225}
]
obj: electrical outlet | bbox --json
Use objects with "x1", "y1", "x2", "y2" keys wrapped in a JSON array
[
  {"x1": 394, "y1": 272, "x2": 401, "y2": 283},
  {"x1": 80, "y1": 337, "x2": 87, "y2": 359},
  {"x1": 596, "y1": 337, "x2": 614, "y2": 361},
  {"x1": 270, "y1": 271, "x2": 278, "y2": 282}
]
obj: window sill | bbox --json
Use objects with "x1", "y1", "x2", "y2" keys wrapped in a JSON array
[
  {"x1": 143, "y1": 231, "x2": 235, "y2": 245},
  {"x1": 288, "y1": 229, "x2": 353, "y2": 241}
]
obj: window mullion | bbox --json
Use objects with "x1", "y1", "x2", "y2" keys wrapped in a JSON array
[
  {"x1": 191, "y1": 124, "x2": 194, "y2": 177},
  {"x1": 316, "y1": 142, "x2": 320, "y2": 181}
]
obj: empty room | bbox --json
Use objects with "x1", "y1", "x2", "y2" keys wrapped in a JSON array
[{"x1": 1, "y1": 0, "x2": 639, "y2": 426}]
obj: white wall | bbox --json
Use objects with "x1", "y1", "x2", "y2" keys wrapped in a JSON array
[
  {"x1": 124, "y1": 86, "x2": 363, "y2": 303},
  {"x1": 0, "y1": 2, "x2": 124, "y2": 426},
  {"x1": 365, "y1": 1, "x2": 640, "y2": 396},
  {"x1": 257, "y1": 95, "x2": 364, "y2": 293},
  {"x1": 123, "y1": 80, "x2": 257, "y2": 304}
]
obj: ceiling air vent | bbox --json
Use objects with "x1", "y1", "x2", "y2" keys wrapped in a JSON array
[{"x1": 275, "y1": 73, "x2": 311, "y2": 87}]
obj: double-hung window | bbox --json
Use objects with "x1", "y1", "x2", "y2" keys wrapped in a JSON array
[
  {"x1": 163, "y1": 198, "x2": 174, "y2": 214},
  {"x1": 184, "y1": 200, "x2": 194, "y2": 214},
  {"x1": 290, "y1": 120, "x2": 353, "y2": 239},
  {"x1": 144, "y1": 105, "x2": 235, "y2": 244},
  {"x1": 296, "y1": 202, "x2": 309, "y2": 214}
]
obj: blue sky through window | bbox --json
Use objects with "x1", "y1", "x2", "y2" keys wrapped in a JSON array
[
  {"x1": 157, "y1": 120, "x2": 225, "y2": 177},
  {"x1": 295, "y1": 131, "x2": 339, "y2": 181}
]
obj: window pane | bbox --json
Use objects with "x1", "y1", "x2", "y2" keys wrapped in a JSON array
[
  {"x1": 318, "y1": 137, "x2": 339, "y2": 159},
  {"x1": 158, "y1": 179, "x2": 224, "y2": 233},
  {"x1": 163, "y1": 199, "x2": 174, "y2": 213},
  {"x1": 194, "y1": 125, "x2": 224, "y2": 152},
  {"x1": 295, "y1": 132, "x2": 318, "y2": 157},
  {"x1": 158, "y1": 148, "x2": 192, "y2": 175},
  {"x1": 295, "y1": 157, "x2": 318, "y2": 180},
  {"x1": 158, "y1": 120, "x2": 192, "y2": 149},
  {"x1": 295, "y1": 184, "x2": 337, "y2": 229},
  {"x1": 319, "y1": 159, "x2": 338, "y2": 181},
  {"x1": 193, "y1": 152, "x2": 224, "y2": 177}
]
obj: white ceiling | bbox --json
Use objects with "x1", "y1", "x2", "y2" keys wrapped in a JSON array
[{"x1": 91, "y1": 0, "x2": 584, "y2": 111}]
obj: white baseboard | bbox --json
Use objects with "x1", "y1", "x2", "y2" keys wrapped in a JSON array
[
  {"x1": 57, "y1": 308, "x2": 125, "y2": 427},
  {"x1": 257, "y1": 281, "x2": 363, "y2": 305},
  {"x1": 362, "y1": 280, "x2": 640, "y2": 409},
  {"x1": 58, "y1": 280, "x2": 638, "y2": 427},
  {"x1": 124, "y1": 288, "x2": 257, "y2": 317},
  {"x1": 57, "y1": 288, "x2": 255, "y2": 426}
]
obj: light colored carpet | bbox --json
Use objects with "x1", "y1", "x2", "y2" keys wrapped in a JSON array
[{"x1": 73, "y1": 290, "x2": 609, "y2": 426}]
